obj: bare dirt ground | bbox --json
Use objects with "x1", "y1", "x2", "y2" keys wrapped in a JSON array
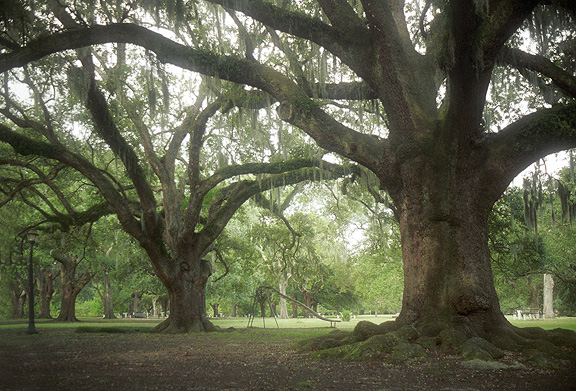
[{"x1": 1, "y1": 326, "x2": 575, "y2": 391}]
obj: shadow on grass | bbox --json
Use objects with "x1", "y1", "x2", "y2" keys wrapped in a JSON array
[{"x1": 75, "y1": 326, "x2": 152, "y2": 334}]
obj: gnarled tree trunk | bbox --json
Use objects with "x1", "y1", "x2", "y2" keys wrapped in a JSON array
[
  {"x1": 390, "y1": 151, "x2": 510, "y2": 339},
  {"x1": 154, "y1": 257, "x2": 217, "y2": 333}
]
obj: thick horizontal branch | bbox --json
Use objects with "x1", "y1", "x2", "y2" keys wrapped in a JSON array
[
  {"x1": 0, "y1": 22, "x2": 376, "y2": 102},
  {"x1": 206, "y1": 0, "x2": 369, "y2": 49},
  {"x1": 41, "y1": 201, "x2": 115, "y2": 231},
  {"x1": 485, "y1": 102, "x2": 576, "y2": 197},
  {"x1": 224, "y1": 83, "x2": 378, "y2": 110},
  {"x1": 0, "y1": 24, "x2": 386, "y2": 169},
  {"x1": 200, "y1": 158, "x2": 328, "y2": 194},
  {"x1": 198, "y1": 161, "x2": 357, "y2": 247},
  {"x1": 498, "y1": 46, "x2": 576, "y2": 99}
]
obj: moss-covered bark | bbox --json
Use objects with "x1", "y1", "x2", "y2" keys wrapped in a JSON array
[
  {"x1": 153, "y1": 257, "x2": 219, "y2": 333},
  {"x1": 296, "y1": 319, "x2": 576, "y2": 367}
]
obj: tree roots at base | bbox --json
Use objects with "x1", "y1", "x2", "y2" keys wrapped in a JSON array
[
  {"x1": 294, "y1": 319, "x2": 576, "y2": 367},
  {"x1": 152, "y1": 317, "x2": 221, "y2": 333}
]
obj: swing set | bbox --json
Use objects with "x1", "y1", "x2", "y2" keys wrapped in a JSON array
[{"x1": 247, "y1": 285, "x2": 341, "y2": 328}]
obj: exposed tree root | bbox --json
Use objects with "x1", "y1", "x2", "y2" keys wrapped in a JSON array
[
  {"x1": 294, "y1": 319, "x2": 576, "y2": 368},
  {"x1": 153, "y1": 316, "x2": 221, "y2": 333},
  {"x1": 54, "y1": 316, "x2": 80, "y2": 322}
]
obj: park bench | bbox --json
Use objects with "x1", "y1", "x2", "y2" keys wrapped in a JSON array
[
  {"x1": 131, "y1": 312, "x2": 148, "y2": 318},
  {"x1": 513, "y1": 308, "x2": 541, "y2": 320}
]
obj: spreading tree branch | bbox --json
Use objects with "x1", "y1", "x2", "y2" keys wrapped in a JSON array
[
  {"x1": 0, "y1": 124, "x2": 144, "y2": 240},
  {"x1": 498, "y1": 46, "x2": 576, "y2": 99},
  {"x1": 0, "y1": 23, "x2": 387, "y2": 173},
  {"x1": 197, "y1": 160, "x2": 357, "y2": 249},
  {"x1": 486, "y1": 102, "x2": 576, "y2": 199}
]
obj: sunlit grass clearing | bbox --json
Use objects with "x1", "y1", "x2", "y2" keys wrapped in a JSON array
[{"x1": 2, "y1": 314, "x2": 575, "y2": 333}]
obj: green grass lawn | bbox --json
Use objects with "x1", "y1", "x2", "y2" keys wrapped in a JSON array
[
  {"x1": 508, "y1": 316, "x2": 576, "y2": 332},
  {"x1": 2, "y1": 314, "x2": 575, "y2": 333}
]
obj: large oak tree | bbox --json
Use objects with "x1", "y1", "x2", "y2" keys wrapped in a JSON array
[
  {"x1": 1, "y1": 0, "x2": 576, "y2": 350},
  {"x1": 0, "y1": 0, "x2": 358, "y2": 332}
]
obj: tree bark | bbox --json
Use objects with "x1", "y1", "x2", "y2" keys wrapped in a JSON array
[
  {"x1": 543, "y1": 274, "x2": 554, "y2": 319},
  {"x1": 302, "y1": 290, "x2": 315, "y2": 318},
  {"x1": 131, "y1": 291, "x2": 143, "y2": 314},
  {"x1": 278, "y1": 278, "x2": 289, "y2": 319},
  {"x1": 391, "y1": 159, "x2": 510, "y2": 337},
  {"x1": 37, "y1": 269, "x2": 54, "y2": 319},
  {"x1": 154, "y1": 257, "x2": 218, "y2": 333},
  {"x1": 210, "y1": 303, "x2": 219, "y2": 318},
  {"x1": 102, "y1": 271, "x2": 116, "y2": 319},
  {"x1": 529, "y1": 276, "x2": 541, "y2": 311},
  {"x1": 53, "y1": 254, "x2": 94, "y2": 322},
  {"x1": 10, "y1": 288, "x2": 26, "y2": 319},
  {"x1": 291, "y1": 295, "x2": 298, "y2": 318}
]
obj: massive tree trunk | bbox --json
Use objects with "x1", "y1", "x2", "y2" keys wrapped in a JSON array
[
  {"x1": 37, "y1": 269, "x2": 54, "y2": 319},
  {"x1": 396, "y1": 193, "x2": 506, "y2": 334},
  {"x1": 154, "y1": 257, "x2": 217, "y2": 333},
  {"x1": 57, "y1": 287, "x2": 80, "y2": 322},
  {"x1": 389, "y1": 147, "x2": 510, "y2": 337},
  {"x1": 56, "y1": 271, "x2": 94, "y2": 322}
]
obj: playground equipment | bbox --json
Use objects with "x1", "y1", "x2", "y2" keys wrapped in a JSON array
[{"x1": 248, "y1": 285, "x2": 341, "y2": 328}]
